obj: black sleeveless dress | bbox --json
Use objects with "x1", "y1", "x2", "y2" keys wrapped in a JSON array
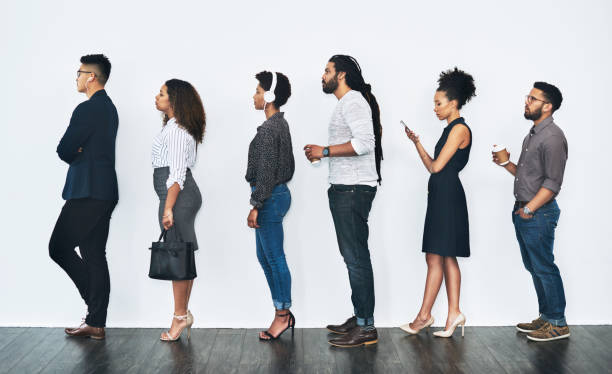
[{"x1": 422, "y1": 117, "x2": 471, "y2": 257}]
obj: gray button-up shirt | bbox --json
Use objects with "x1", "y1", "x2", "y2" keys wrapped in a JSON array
[{"x1": 514, "y1": 116, "x2": 568, "y2": 201}]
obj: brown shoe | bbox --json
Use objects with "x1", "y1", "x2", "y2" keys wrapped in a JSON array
[
  {"x1": 65, "y1": 313, "x2": 88, "y2": 334},
  {"x1": 64, "y1": 324, "x2": 84, "y2": 335},
  {"x1": 527, "y1": 322, "x2": 570, "y2": 342},
  {"x1": 326, "y1": 316, "x2": 357, "y2": 335},
  {"x1": 65, "y1": 323, "x2": 105, "y2": 340},
  {"x1": 516, "y1": 316, "x2": 546, "y2": 333},
  {"x1": 328, "y1": 326, "x2": 378, "y2": 348}
]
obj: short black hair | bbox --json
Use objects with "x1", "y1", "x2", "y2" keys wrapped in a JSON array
[
  {"x1": 437, "y1": 67, "x2": 476, "y2": 109},
  {"x1": 255, "y1": 71, "x2": 291, "y2": 108},
  {"x1": 534, "y1": 81, "x2": 562, "y2": 112},
  {"x1": 80, "y1": 54, "x2": 111, "y2": 85}
]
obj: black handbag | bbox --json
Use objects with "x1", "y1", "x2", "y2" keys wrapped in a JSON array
[{"x1": 149, "y1": 230, "x2": 197, "y2": 280}]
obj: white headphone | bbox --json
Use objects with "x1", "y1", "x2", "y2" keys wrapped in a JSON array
[{"x1": 263, "y1": 71, "x2": 277, "y2": 105}]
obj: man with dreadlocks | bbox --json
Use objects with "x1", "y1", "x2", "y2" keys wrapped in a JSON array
[{"x1": 304, "y1": 54, "x2": 383, "y2": 348}]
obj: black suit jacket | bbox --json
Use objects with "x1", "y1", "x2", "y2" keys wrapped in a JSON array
[{"x1": 57, "y1": 89, "x2": 119, "y2": 201}]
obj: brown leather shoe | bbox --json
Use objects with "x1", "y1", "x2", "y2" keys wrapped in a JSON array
[
  {"x1": 65, "y1": 323, "x2": 105, "y2": 340},
  {"x1": 328, "y1": 326, "x2": 378, "y2": 348},
  {"x1": 326, "y1": 316, "x2": 357, "y2": 335},
  {"x1": 64, "y1": 324, "x2": 83, "y2": 335}
]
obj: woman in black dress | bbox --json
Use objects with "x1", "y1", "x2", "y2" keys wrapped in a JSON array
[{"x1": 400, "y1": 68, "x2": 476, "y2": 338}]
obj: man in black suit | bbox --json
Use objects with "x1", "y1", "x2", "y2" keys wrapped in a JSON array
[{"x1": 49, "y1": 54, "x2": 118, "y2": 339}]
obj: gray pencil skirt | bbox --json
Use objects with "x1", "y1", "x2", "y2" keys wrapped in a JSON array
[{"x1": 153, "y1": 167, "x2": 202, "y2": 250}]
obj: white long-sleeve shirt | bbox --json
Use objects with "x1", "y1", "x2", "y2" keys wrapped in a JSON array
[
  {"x1": 151, "y1": 118, "x2": 196, "y2": 190},
  {"x1": 328, "y1": 90, "x2": 377, "y2": 186}
]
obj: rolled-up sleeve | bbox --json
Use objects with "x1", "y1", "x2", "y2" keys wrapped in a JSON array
[
  {"x1": 343, "y1": 101, "x2": 374, "y2": 156},
  {"x1": 166, "y1": 128, "x2": 190, "y2": 190},
  {"x1": 540, "y1": 135, "x2": 568, "y2": 193}
]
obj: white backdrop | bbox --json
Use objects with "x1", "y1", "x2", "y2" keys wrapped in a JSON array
[{"x1": 1, "y1": 0, "x2": 611, "y2": 328}]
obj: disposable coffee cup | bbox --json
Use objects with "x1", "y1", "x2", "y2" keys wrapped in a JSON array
[
  {"x1": 493, "y1": 145, "x2": 510, "y2": 166},
  {"x1": 310, "y1": 158, "x2": 321, "y2": 165}
]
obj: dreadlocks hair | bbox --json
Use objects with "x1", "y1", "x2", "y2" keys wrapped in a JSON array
[{"x1": 328, "y1": 54, "x2": 383, "y2": 184}]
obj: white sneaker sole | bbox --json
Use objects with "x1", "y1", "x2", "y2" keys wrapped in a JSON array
[
  {"x1": 526, "y1": 333, "x2": 570, "y2": 342},
  {"x1": 516, "y1": 326, "x2": 537, "y2": 333}
]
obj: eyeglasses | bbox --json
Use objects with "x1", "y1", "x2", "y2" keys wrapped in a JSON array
[
  {"x1": 77, "y1": 70, "x2": 95, "y2": 78},
  {"x1": 525, "y1": 95, "x2": 549, "y2": 104}
]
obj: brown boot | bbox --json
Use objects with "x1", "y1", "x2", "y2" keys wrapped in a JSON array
[
  {"x1": 328, "y1": 326, "x2": 378, "y2": 348},
  {"x1": 65, "y1": 323, "x2": 105, "y2": 340},
  {"x1": 326, "y1": 316, "x2": 357, "y2": 335},
  {"x1": 516, "y1": 316, "x2": 546, "y2": 333}
]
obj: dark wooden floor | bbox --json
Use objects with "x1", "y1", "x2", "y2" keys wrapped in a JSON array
[{"x1": 0, "y1": 326, "x2": 610, "y2": 373}]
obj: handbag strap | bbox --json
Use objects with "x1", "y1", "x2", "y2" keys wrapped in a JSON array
[{"x1": 158, "y1": 229, "x2": 168, "y2": 242}]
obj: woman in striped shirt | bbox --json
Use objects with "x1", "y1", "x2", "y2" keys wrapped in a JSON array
[{"x1": 152, "y1": 79, "x2": 205, "y2": 341}]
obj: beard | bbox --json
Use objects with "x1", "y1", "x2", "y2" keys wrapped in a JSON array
[
  {"x1": 322, "y1": 74, "x2": 339, "y2": 94},
  {"x1": 524, "y1": 105, "x2": 543, "y2": 121}
]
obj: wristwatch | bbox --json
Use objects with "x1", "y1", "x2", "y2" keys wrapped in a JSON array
[
  {"x1": 322, "y1": 146, "x2": 330, "y2": 157},
  {"x1": 523, "y1": 206, "x2": 534, "y2": 216}
]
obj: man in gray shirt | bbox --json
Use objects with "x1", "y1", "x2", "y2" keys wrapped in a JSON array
[{"x1": 493, "y1": 81, "x2": 569, "y2": 342}]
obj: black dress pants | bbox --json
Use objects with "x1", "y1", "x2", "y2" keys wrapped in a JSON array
[{"x1": 49, "y1": 198, "x2": 116, "y2": 327}]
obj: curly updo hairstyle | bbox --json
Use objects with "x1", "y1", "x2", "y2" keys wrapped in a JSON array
[
  {"x1": 437, "y1": 67, "x2": 476, "y2": 109},
  {"x1": 255, "y1": 71, "x2": 292, "y2": 108}
]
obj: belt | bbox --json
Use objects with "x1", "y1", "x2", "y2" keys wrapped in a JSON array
[{"x1": 514, "y1": 199, "x2": 555, "y2": 209}]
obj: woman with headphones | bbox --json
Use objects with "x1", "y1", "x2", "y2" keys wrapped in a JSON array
[{"x1": 246, "y1": 71, "x2": 296, "y2": 341}]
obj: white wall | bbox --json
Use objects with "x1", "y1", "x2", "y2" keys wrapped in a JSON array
[{"x1": 1, "y1": 0, "x2": 611, "y2": 328}]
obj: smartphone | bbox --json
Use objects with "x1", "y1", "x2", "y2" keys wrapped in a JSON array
[{"x1": 400, "y1": 120, "x2": 411, "y2": 132}]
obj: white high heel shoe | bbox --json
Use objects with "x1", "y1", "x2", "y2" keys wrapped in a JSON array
[
  {"x1": 433, "y1": 313, "x2": 466, "y2": 338},
  {"x1": 160, "y1": 313, "x2": 193, "y2": 341},
  {"x1": 400, "y1": 316, "x2": 435, "y2": 335}
]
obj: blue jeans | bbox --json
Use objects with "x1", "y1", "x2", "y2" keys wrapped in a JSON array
[
  {"x1": 512, "y1": 200, "x2": 567, "y2": 326},
  {"x1": 328, "y1": 184, "x2": 377, "y2": 327},
  {"x1": 254, "y1": 184, "x2": 292, "y2": 310}
]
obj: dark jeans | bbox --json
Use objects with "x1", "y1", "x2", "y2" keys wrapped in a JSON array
[
  {"x1": 328, "y1": 184, "x2": 377, "y2": 327},
  {"x1": 512, "y1": 200, "x2": 567, "y2": 326},
  {"x1": 254, "y1": 184, "x2": 292, "y2": 310},
  {"x1": 49, "y1": 198, "x2": 116, "y2": 327}
]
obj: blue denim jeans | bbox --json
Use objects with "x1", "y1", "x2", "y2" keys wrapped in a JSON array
[
  {"x1": 254, "y1": 184, "x2": 292, "y2": 310},
  {"x1": 512, "y1": 200, "x2": 567, "y2": 326},
  {"x1": 328, "y1": 184, "x2": 377, "y2": 327}
]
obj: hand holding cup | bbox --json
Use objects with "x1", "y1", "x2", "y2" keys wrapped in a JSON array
[
  {"x1": 304, "y1": 144, "x2": 323, "y2": 164},
  {"x1": 492, "y1": 144, "x2": 510, "y2": 166}
]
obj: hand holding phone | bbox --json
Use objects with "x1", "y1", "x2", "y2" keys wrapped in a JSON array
[
  {"x1": 400, "y1": 120, "x2": 411, "y2": 132},
  {"x1": 401, "y1": 120, "x2": 419, "y2": 144}
]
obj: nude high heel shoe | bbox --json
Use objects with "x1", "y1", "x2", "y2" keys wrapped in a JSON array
[
  {"x1": 160, "y1": 313, "x2": 193, "y2": 342},
  {"x1": 433, "y1": 313, "x2": 466, "y2": 338},
  {"x1": 400, "y1": 316, "x2": 435, "y2": 335}
]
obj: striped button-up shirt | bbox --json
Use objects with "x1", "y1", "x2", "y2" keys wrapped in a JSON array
[{"x1": 151, "y1": 118, "x2": 196, "y2": 190}]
